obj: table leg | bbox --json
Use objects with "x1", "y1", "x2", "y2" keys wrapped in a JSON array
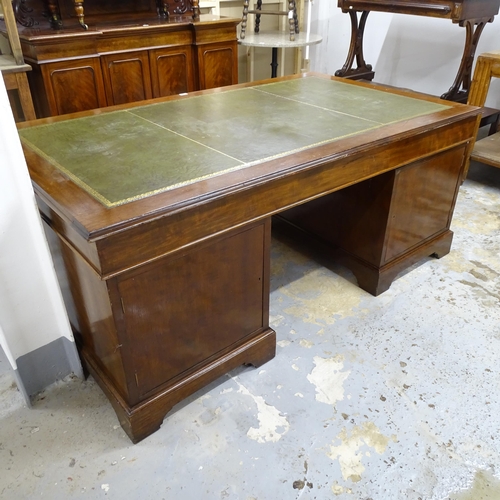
[
  {"x1": 14, "y1": 72, "x2": 36, "y2": 121},
  {"x1": 334, "y1": 10, "x2": 374, "y2": 81},
  {"x1": 240, "y1": 0, "x2": 249, "y2": 39},
  {"x1": 255, "y1": 0, "x2": 262, "y2": 33},
  {"x1": 440, "y1": 19, "x2": 490, "y2": 103},
  {"x1": 288, "y1": 0, "x2": 297, "y2": 41},
  {"x1": 271, "y1": 47, "x2": 278, "y2": 78},
  {"x1": 336, "y1": 10, "x2": 493, "y2": 104}
]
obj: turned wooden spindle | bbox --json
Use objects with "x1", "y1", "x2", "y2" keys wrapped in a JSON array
[{"x1": 74, "y1": 0, "x2": 88, "y2": 29}]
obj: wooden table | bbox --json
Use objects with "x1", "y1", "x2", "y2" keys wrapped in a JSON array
[
  {"x1": 335, "y1": 0, "x2": 500, "y2": 103},
  {"x1": 238, "y1": 31, "x2": 322, "y2": 78},
  {"x1": 19, "y1": 74, "x2": 480, "y2": 442}
]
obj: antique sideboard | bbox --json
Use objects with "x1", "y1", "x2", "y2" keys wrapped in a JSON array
[{"x1": 1, "y1": 0, "x2": 239, "y2": 117}]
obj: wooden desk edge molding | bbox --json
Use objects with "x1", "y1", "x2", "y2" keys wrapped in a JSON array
[{"x1": 19, "y1": 73, "x2": 481, "y2": 442}]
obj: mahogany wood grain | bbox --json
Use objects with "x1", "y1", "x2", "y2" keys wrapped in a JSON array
[
  {"x1": 101, "y1": 51, "x2": 153, "y2": 106},
  {"x1": 150, "y1": 46, "x2": 195, "y2": 97},
  {"x1": 21, "y1": 74, "x2": 480, "y2": 442},
  {"x1": 51, "y1": 217, "x2": 274, "y2": 441},
  {"x1": 44, "y1": 223, "x2": 130, "y2": 398},
  {"x1": 36, "y1": 57, "x2": 107, "y2": 115},
  {"x1": 338, "y1": 0, "x2": 499, "y2": 19},
  {"x1": 3, "y1": 13, "x2": 239, "y2": 117},
  {"x1": 192, "y1": 23, "x2": 239, "y2": 90},
  {"x1": 276, "y1": 145, "x2": 467, "y2": 295}
]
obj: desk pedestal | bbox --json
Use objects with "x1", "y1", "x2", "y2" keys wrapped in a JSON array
[
  {"x1": 22, "y1": 74, "x2": 480, "y2": 442},
  {"x1": 46, "y1": 217, "x2": 275, "y2": 443},
  {"x1": 277, "y1": 146, "x2": 464, "y2": 296}
]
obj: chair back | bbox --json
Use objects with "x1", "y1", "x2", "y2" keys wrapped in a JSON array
[{"x1": 467, "y1": 51, "x2": 500, "y2": 109}]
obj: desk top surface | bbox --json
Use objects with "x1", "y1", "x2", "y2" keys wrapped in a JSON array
[{"x1": 20, "y1": 76, "x2": 450, "y2": 208}]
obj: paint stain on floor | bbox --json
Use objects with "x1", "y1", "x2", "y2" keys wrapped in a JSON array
[
  {"x1": 306, "y1": 355, "x2": 350, "y2": 405},
  {"x1": 448, "y1": 469, "x2": 500, "y2": 500},
  {"x1": 327, "y1": 421, "x2": 397, "y2": 483},
  {"x1": 278, "y1": 267, "x2": 366, "y2": 324}
]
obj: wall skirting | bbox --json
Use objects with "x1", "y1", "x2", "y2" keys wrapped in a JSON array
[{"x1": 15, "y1": 337, "x2": 82, "y2": 403}]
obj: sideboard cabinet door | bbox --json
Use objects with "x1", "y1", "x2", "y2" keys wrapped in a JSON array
[
  {"x1": 35, "y1": 57, "x2": 107, "y2": 116},
  {"x1": 150, "y1": 46, "x2": 195, "y2": 98},
  {"x1": 101, "y1": 51, "x2": 153, "y2": 106},
  {"x1": 196, "y1": 42, "x2": 238, "y2": 90}
]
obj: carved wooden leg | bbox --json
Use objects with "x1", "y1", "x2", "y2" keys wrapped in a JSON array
[
  {"x1": 335, "y1": 10, "x2": 375, "y2": 81},
  {"x1": 288, "y1": 0, "x2": 296, "y2": 41},
  {"x1": 45, "y1": 0, "x2": 62, "y2": 28},
  {"x1": 192, "y1": 0, "x2": 200, "y2": 20},
  {"x1": 293, "y1": 1, "x2": 299, "y2": 34},
  {"x1": 73, "y1": 0, "x2": 88, "y2": 29},
  {"x1": 440, "y1": 20, "x2": 489, "y2": 103},
  {"x1": 255, "y1": 0, "x2": 262, "y2": 34},
  {"x1": 156, "y1": 0, "x2": 169, "y2": 17},
  {"x1": 240, "y1": 0, "x2": 249, "y2": 39}
]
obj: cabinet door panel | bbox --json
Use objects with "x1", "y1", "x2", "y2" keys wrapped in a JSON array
[
  {"x1": 43, "y1": 58, "x2": 107, "y2": 116},
  {"x1": 150, "y1": 47, "x2": 195, "y2": 97},
  {"x1": 197, "y1": 43, "x2": 238, "y2": 89},
  {"x1": 102, "y1": 51, "x2": 152, "y2": 106},
  {"x1": 383, "y1": 145, "x2": 466, "y2": 263},
  {"x1": 117, "y1": 223, "x2": 268, "y2": 399}
]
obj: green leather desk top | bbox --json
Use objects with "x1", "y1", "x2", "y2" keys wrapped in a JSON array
[{"x1": 19, "y1": 77, "x2": 449, "y2": 208}]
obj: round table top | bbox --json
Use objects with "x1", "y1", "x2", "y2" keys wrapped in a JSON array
[{"x1": 238, "y1": 31, "x2": 323, "y2": 48}]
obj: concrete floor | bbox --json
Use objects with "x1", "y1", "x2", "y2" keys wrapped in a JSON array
[{"x1": 1, "y1": 161, "x2": 500, "y2": 500}]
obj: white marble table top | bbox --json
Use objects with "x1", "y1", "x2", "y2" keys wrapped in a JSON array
[{"x1": 238, "y1": 31, "x2": 322, "y2": 48}]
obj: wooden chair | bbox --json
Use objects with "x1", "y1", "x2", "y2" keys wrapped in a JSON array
[
  {"x1": 0, "y1": 0, "x2": 36, "y2": 121},
  {"x1": 467, "y1": 50, "x2": 500, "y2": 169},
  {"x1": 240, "y1": 0, "x2": 299, "y2": 41}
]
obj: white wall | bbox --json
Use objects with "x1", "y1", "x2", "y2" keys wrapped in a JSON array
[
  {"x1": 308, "y1": 4, "x2": 500, "y2": 109},
  {"x1": 0, "y1": 79, "x2": 79, "y2": 377}
]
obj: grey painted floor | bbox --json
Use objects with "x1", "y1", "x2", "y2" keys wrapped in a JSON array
[{"x1": 1, "y1": 161, "x2": 500, "y2": 500}]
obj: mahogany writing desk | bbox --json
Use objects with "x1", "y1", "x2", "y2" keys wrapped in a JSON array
[
  {"x1": 336, "y1": 0, "x2": 500, "y2": 102},
  {"x1": 19, "y1": 74, "x2": 479, "y2": 442}
]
